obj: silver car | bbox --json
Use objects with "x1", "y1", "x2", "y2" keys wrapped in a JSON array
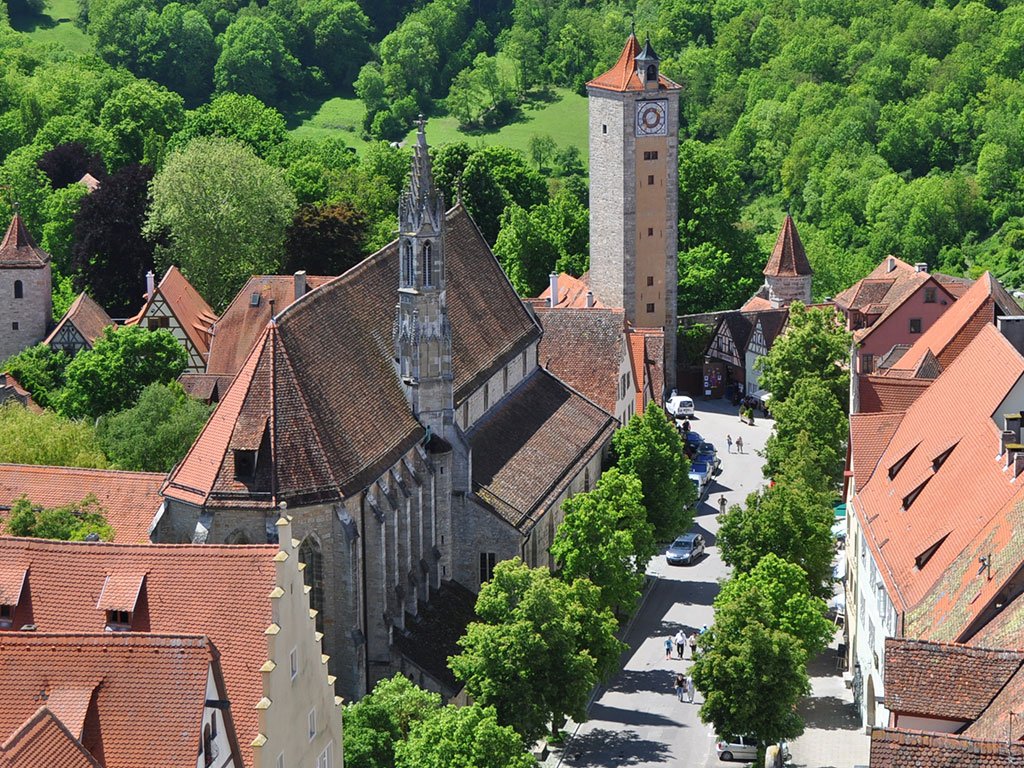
[
  {"x1": 715, "y1": 735, "x2": 757, "y2": 762},
  {"x1": 666, "y1": 533, "x2": 705, "y2": 566}
]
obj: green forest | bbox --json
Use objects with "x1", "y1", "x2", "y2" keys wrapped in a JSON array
[{"x1": 3, "y1": 0, "x2": 1024, "y2": 319}]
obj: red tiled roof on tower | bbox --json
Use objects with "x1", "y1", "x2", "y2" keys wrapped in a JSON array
[
  {"x1": 763, "y1": 215, "x2": 812, "y2": 277},
  {"x1": 587, "y1": 34, "x2": 681, "y2": 92},
  {"x1": 0, "y1": 214, "x2": 49, "y2": 269}
]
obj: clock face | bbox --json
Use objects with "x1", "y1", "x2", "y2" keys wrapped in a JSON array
[{"x1": 636, "y1": 100, "x2": 668, "y2": 137}]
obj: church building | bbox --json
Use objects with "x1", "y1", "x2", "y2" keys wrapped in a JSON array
[{"x1": 157, "y1": 124, "x2": 616, "y2": 700}]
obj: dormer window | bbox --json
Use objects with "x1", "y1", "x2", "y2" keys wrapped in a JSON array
[
  {"x1": 234, "y1": 449, "x2": 257, "y2": 481},
  {"x1": 0, "y1": 567, "x2": 27, "y2": 629},
  {"x1": 902, "y1": 477, "x2": 931, "y2": 511},
  {"x1": 105, "y1": 609, "x2": 132, "y2": 631},
  {"x1": 250, "y1": 292, "x2": 261, "y2": 307},
  {"x1": 0, "y1": 604, "x2": 13, "y2": 629},
  {"x1": 932, "y1": 443, "x2": 958, "y2": 472},
  {"x1": 888, "y1": 444, "x2": 918, "y2": 480}
]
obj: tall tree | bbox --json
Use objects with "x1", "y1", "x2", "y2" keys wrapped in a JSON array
[
  {"x1": 551, "y1": 468, "x2": 656, "y2": 615},
  {"x1": 99, "y1": 79, "x2": 185, "y2": 166},
  {"x1": 171, "y1": 93, "x2": 288, "y2": 158},
  {"x1": 755, "y1": 303, "x2": 851, "y2": 408},
  {"x1": 97, "y1": 381, "x2": 212, "y2": 472},
  {"x1": 145, "y1": 136, "x2": 297, "y2": 310},
  {"x1": 343, "y1": 674, "x2": 442, "y2": 768},
  {"x1": 58, "y1": 326, "x2": 187, "y2": 419},
  {"x1": 36, "y1": 141, "x2": 106, "y2": 190},
  {"x1": 285, "y1": 202, "x2": 367, "y2": 275},
  {"x1": 763, "y1": 376, "x2": 847, "y2": 485},
  {"x1": 71, "y1": 163, "x2": 156, "y2": 317},
  {"x1": 0, "y1": 343, "x2": 70, "y2": 410},
  {"x1": 449, "y1": 558, "x2": 624, "y2": 744},
  {"x1": 611, "y1": 404, "x2": 695, "y2": 540},
  {"x1": 213, "y1": 15, "x2": 300, "y2": 104}
]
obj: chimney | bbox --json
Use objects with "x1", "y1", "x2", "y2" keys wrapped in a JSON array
[
  {"x1": 1014, "y1": 451, "x2": 1024, "y2": 480},
  {"x1": 998, "y1": 316, "x2": 1024, "y2": 357},
  {"x1": 1006, "y1": 413, "x2": 1022, "y2": 442},
  {"x1": 886, "y1": 257, "x2": 896, "y2": 273},
  {"x1": 294, "y1": 270, "x2": 307, "y2": 302},
  {"x1": 549, "y1": 273, "x2": 559, "y2": 308},
  {"x1": 915, "y1": 262, "x2": 928, "y2": 273},
  {"x1": 145, "y1": 270, "x2": 155, "y2": 299},
  {"x1": 1002, "y1": 429, "x2": 1016, "y2": 457},
  {"x1": 585, "y1": 291, "x2": 594, "y2": 308}
]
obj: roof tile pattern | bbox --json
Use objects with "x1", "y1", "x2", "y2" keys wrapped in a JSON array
[
  {"x1": 963, "y1": 657, "x2": 1024, "y2": 742},
  {"x1": 1, "y1": 708, "x2": 101, "y2": 768},
  {"x1": 870, "y1": 728, "x2": 1024, "y2": 767},
  {"x1": 0, "y1": 537, "x2": 277, "y2": 763},
  {"x1": 849, "y1": 412, "x2": 904, "y2": 490},
  {"x1": 853, "y1": 325, "x2": 1024, "y2": 612},
  {"x1": 883, "y1": 638, "x2": 1023, "y2": 720},
  {"x1": 206, "y1": 274, "x2": 334, "y2": 376},
  {"x1": 0, "y1": 633, "x2": 213, "y2": 768},
  {"x1": 0, "y1": 464, "x2": 164, "y2": 543},
  {"x1": 763, "y1": 215, "x2": 812, "y2": 277},
  {"x1": 536, "y1": 307, "x2": 626, "y2": 413},
  {"x1": 0, "y1": 214, "x2": 48, "y2": 269},
  {"x1": 857, "y1": 375, "x2": 932, "y2": 414},
  {"x1": 587, "y1": 34, "x2": 681, "y2": 92},
  {"x1": 167, "y1": 205, "x2": 541, "y2": 507},
  {"x1": 469, "y1": 369, "x2": 616, "y2": 531},
  {"x1": 535, "y1": 272, "x2": 600, "y2": 309},
  {"x1": 44, "y1": 293, "x2": 113, "y2": 349}
]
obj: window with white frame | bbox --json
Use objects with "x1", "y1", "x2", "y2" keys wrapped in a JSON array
[
  {"x1": 308, "y1": 708, "x2": 316, "y2": 741},
  {"x1": 290, "y1": 648, "x2": 298, "y2": 680},
  {"x1": 316, "y1": 743, "x2": 333, "y2": 768}
]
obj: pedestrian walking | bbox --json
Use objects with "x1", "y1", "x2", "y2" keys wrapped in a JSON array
[
  {"x1": 726, "y1": 434, "x2": 733, "y2": 453},
  {"x1": 686, "y1": 675, "x2": 695, "y2": 703},
  {"x1": 688, "y1": 633, "x2": 698, "y2": 657},
  {"x1": 718, "y1": 495, "x2": 727, "y2": 516},
  {"x1": 674, "y1": 630, "x2": 686, "y2": 659},
  {"x1": 674, "y1": 673, "x2": 686, "y2": 701},
  {"x1": 664, "y1": 636, "x2": 673, "y2": 659},
  {"x1": 736, "y1": 435, "x2": 744, "y2": 454}
]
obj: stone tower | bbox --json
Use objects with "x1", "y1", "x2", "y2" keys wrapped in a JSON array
[
  {"x1": 393, "y1": 121, "x2": 455, "y2": 441},
  {"x1": 763, "y1": 214, "x2": 812, "y2": 308},
  {"x1": 587, "y1": 34, "x2": 681, "y2": 391},
  {"x1": 0, "y1": 212, "x2": 51, "y2": 362}
]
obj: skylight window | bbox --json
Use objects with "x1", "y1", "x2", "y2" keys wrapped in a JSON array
[
  {"x1": 932, "y1": 442, "x2": 958, "y2": 473},
  {"x1": 915, "y1": 532, "x2": 949, "y2": 569},
  {"x1": 902, "y1": 477, "x2": 931, "y2": 511}
]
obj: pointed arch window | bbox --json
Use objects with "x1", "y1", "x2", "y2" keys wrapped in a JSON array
[
  {"x1": 13, "y1": 281, "x2": 22, "y2": 299},
  {"x1": 646, "y1": 64, "x2": 657, "y2": 82},
  {"x1": 422, "y1": 241, "x2": 433, "y2": 287},
  {"x1": 402, "y1": 241, "x2": 414, "y2": 286},
  {"x1": 299, "y1": 536, "x2": 325, "y2": 633}
]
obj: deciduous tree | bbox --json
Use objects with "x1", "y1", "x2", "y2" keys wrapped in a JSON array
[
  {"x1": 343, "y1": 674, "x2": 441, "y2": 768},
  {"x1": 395, "y1": 704, "x2": 535, "y2": 768},
  {"x1": 612, "y1": 405, "x2": 695, "y2": 540},
  {"x1": 6, "y1": 494, "x2": 114, "y2": 541},
  {"x1": 146, "y1": 137, "x2": 296, "y2": 310},
  {"x1": 0, "y1": 402, "x2": 107, "y2": 468},
  {"x1": 0, "y1": 343, "x2": 70, "y2": 410},
  {"x1": 551, "y1": 468, "x2": 656, "y2": 615},
  {"x1": 449, "y1": 558, "x2": 623, "y2": 744},
  {"x1": 763, "y1": 376, "x2": 847, "y2": 485},
  {"x1": 285, "y1": 202, "x2": 367, "y2": 275}
]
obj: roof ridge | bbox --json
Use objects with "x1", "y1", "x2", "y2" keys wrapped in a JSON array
[
  {"x1": 0, "y1": 463, "x2": 166, "y2": 479},
  {"x1": 0, "y1": 535, "x2": 277, "y2": 553}
]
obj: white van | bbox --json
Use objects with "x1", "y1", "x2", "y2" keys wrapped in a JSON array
[{"x1": 666, "y1": 394, "x2": 695, "y2": 418}]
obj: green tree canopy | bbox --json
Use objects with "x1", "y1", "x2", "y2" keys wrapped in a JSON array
[
  {"x1": 1, "y1": 343, "x2": 69, "y2": 409},
  {"x1": 97, "y1": 381, "x2": 212, "y2": 472},
  {"x1": 755, "y1": 303, "x2": 851, "y2": 408},
  {"x1": 763, "y1": 376, "x2": 848, "y2": 485},
  {"x1": 343, "y1": 674, "x2": 442, "y2": 768},
  {"x1": 146, "y1": 136, "x2": 297, "y2": 310},
  {"x1": 611, "y1": 405, "x2": 695, "y2": 540},
  {"x1": 0, "y1": 403, "x2": 107, "y2": 468},
  {"x1": 449, "y1": 558, "x2": 624, "y2": 744},
  {"x1": 58, "y1": 326, "x2": 187, "y2": 419},
  {"x1": 213, "y1": 15, "x2": 300, "y2": 104},
  {"x1": 6, "y1": 493, "x2": 114, "y2": 541},
  {"x1": 395, "y1": 704, "x2": 535, "y2": 768},
  {"x1": 551, "y1": 468, "x2": 656, "y2": 615},
  {"x1": 171, "y1": 93, "x2": 288, "y2": 158}
]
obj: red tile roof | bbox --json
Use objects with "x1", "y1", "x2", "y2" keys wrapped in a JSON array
[
  {"x1": 962, "y1": 658, "x2": 1024, "y2": 743},
  {"x1": 132, "y1": 266, "x2": 217, "y2": 357},
  {"x1": 587, "y1": 34, "x2": 681, "y2": 92},
  {"x1": 853, "y1": 324, "x2": 1024, "y2": 613},
  {"x1": 77, "y1": 173, "x2": 100, "y2": 192},
  {"x1": 1, "y1": 707, "x2": 101, "y2": 768},
  {"x1": 534, "y1": 272, "x2": 599, "y2": 309},
  {"x1": 206, "y1": 274, "x2": 334, "y2": 377},
  {"x1": 0, "y1": 214, "x2": 48, "y2": 269},
  {"x1": 627, "y1": 327, "x2": 665, "y2": 416},
  {"x1": 886, "y1": 273, "x2": 1022, "y2": 375},
  {"x1": 870, "y1": 728, "x2": 1024, "y2": 767},
  {"x1": 0, "y1": 536, "x2": 277, "y2": 764},
  {"x1": 857, "y1": 374, "x2": 931, "y2": 414},
  {"x1": 0, "y1": 633, "x2": 218, "y2": 768},
  {"x1": 740, "y1": 293, "x2": 773, "y2": 312},
  {"x1": 535, "y1": 306, "x2": 626, "y2": 414},
  {"x1": 0, "y1": 464, "x2": 164, "y2": 543},
  {"x1": 763, "y1": 215, "x2": 812, "y2": 277},
  {"x1": 883, "y1": 638, "x2": 1023, "y2": 720},
  {"x1": 44, "y1": 292, "x2": 113, "y2": 350},
  {"x1": 469, "y1": 369, "x2": 616, "y2": 531},
  {"x1": 166, "y1": 205, "x2": 542, "y2": 509},
  {"x1": 0, "y1": 374, "x2": 41, "y2": 413},
  {"x1": 849, "y1": 412, "x2": 904, "y2": 491}
]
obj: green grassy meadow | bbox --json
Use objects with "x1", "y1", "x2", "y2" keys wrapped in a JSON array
[
  {"x1": 8, "y1": 0, "x2": 92, "y2": 52},
  {"x1": 291, "y1": 88, "x2": 590, "y2": 160}
]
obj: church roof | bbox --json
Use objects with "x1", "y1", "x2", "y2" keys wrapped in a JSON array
[
  {"x1": 763, "y1": 215, "x2": 812, "y2": 277},
  {"x1": 0, "y1": 214, "x2": 49, "y2": 269},
  {"x1": 469, "y1": 368, "x2": 616, "y2": 532},
  {"x1": 165, "y1": 205, "x2": 542, "y2": 509},
  {"x1": 44, "y1": 292, "x2": 113, "y2": 350},
  {"x1": 587, "y1": 34, "x2": 681, "y2": 93}
]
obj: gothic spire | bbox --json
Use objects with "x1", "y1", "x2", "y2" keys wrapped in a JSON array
[{"x1": 400, "y1": 117, "x2": 443, "y2": 236}]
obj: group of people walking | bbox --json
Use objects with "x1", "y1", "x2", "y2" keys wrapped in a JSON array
[
  {"x1": 725, "y1": 434, "x2": 743, "y2": 453},
  {"x1": 665, "y1": 629, "x2": 701, "y2": 704}
]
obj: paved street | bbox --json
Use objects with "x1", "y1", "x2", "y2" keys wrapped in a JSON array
[{"x1": 555, "y1": 397, "x2": 870, "y2": 768}]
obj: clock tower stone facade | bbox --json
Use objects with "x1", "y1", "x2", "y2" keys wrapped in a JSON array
[{"x1": 587, "y1": 35, "x2": 681, "y2": 391}]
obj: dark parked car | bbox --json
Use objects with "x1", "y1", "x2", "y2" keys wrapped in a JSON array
[
  {"x1": 667, "y1": 533, "x2": 705, "y2": 565},
  {"x1": 697, "y1": 441, "x2": 719, "y2": 466},
  {"x1": 684, "y1": 431, "x2": 703, "y2": 447}
]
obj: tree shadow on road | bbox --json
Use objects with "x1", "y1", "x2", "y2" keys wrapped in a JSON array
[
  {"x1": 605, "y1": 667, "x2": 685, "y2": 696},
  {"x1": 798, "y1": 695, "x2": 862, "y2": 731},
  {"x1": 561, "y1": 727, "x2": 673, "y2": 766}
]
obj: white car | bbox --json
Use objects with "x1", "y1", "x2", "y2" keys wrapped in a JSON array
[{"x1": 666, "y1": 394, "x2": 695, "y2": 418}]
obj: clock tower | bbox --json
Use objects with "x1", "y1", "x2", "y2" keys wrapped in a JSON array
[{"x1": 587, "y1": 34, "x2": 681, "y2": 390}]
